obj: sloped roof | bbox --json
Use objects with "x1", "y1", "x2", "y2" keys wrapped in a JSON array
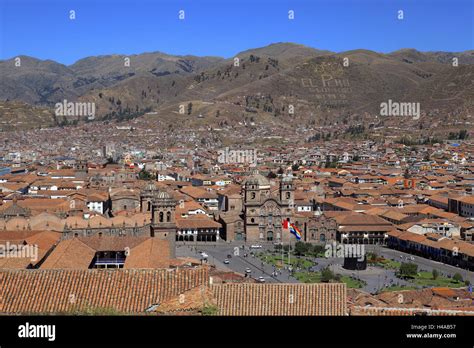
[
  {"x1": 40, "y1": 238, "x2": 96, "y2": 269},
  {"x1": 0, "y1": 267, "x2": 209, "y2": 314},
  {"x1": 212, "y1": 283, "x2": 346, "y2": 316},
  {"x1": 40, "y1": 236, "x2": 174, "y2": 269}
]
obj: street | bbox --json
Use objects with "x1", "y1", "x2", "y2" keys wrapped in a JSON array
[
  {"x1": 176, "y1": 242, "x2": 474, "y2": 293},
  {"x1": 176, "y1": 243, "x2": 299, "y2": 283}
]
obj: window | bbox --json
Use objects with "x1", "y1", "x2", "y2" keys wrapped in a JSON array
[
  {"x1": 251, "y1": 192, "x2": 256, "y2": 199},
  {"x1": 167, "y1": 211, "x2": 171, "y2": 222},
  {"x1": 159, "y1": 212, "x2": 164, "y2": 222}
]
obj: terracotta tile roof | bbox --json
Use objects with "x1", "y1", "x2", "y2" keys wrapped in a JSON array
[
  {"x1": 154, "y1": 285, "x2": 214, "y2": 314},
  {"x1": 124, "y1": 238, "x2": 171, "y2": 269},
  {"x1": 0, "y1": 257, "x2": 34, "y2": 269},
  {"x1": 175, "y1": 200, "x2": 208, "y2": 216},
  {"x1": 334, "y1": 213, "x2": 392, "y2": 226},
  {"x1": 176, "y1": 216, "x2": 222, "y2": 229},
  {"x1": 180, "y1": 186, "x2": 217, "y2": 199},
  {"x1": 40, "y1": 236, "x2": 174, "y2": 269},
  {"x1": 380, "y1": 210, "x2": 409, "y2": 221},
  {"x1": 0, "y1": 267, "x2": 209, "y2": 314},
  {"x1": 212, "y1": 283, "x2": 346, "y2": 316},
  {"x1": 0, "y1": 230, "x2": 62, "y2": 269},
  {"x1": 40, "y1": 238, "x2": 96, "y2": 269},
  {"x1": 1, "y1": 198, "x2": 71, "y2": 214},
  {"x1": 339, "y1": 225, "x2": 394, "y2": 232}
]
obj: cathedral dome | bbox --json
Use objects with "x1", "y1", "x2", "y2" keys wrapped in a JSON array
[
  {"x1": 245, "y1": 171, "x2": 270, "y2": 188},
  {"x1": 141, "y1": 182, "x2": 158, "y2": 199},
  {"x1": 153, "y1": 190, "x2": 176, "y2": 206},
  {"x1": 144, "y1": 182, "x2": 157, "y2": 192},
  {"x1": 156, "y1": 190, "x2": 171, "y2": 199}
]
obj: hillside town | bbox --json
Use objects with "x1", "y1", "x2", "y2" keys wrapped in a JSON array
[{"x1": 0, "y1": 122, "x2": 473, "y2": 316}]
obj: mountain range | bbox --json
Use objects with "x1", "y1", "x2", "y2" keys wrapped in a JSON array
[{"x1": 1, "y1": 43, "x2": 473, "y2": 133}]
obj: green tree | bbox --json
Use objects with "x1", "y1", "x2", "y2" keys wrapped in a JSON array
[
  {"x1": 453, "y1": 273, "x2": 463, "y2": 283},
  {"x1": 432, "y1": 269, "x2": 439, "y2": 280},
  {"x1": 398, "y1": 262, "x2": 418, "y2": 279},
  {"x1": 139, "y1": 169, "x2": 154, "y2": 181},
  {"x1": 312, "y1": 244, "x2": 325, "y2": 256},
  {"x1": 294, "y1": 241, "x2": 309, "y2": 256},
  {"x1": 321, "y1": 267, "x2": 335, "y2": 282}
]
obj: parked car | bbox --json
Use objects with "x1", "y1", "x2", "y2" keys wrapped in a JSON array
[
  {"x1": 227, "y1": 254, "x2": 232, "y2": 258},
  {"x1": 251, "y1": 245, "x2": 263, "y2": 249},
  {"x1": 258, "y1": 276, "x2": 266, "y2": 283},
  {"x1": 223, "y1": 259, "x2": 230, "y2": 264},
  {"x1": 245, "y1": 268, "x2": 252, "y2": 274}
]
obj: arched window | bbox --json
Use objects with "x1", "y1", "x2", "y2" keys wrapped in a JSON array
[
  {"x1": 159, "y1": 212, "x2": 164, "y2": 222},
  {"x1": 251, "y1": 192, "x2": 256, "y2": 199},
  {"x1": 166, "y1": 211, "x2": 171, "y2": 222},
  {"x1": 286, "y1": 192, "x2": 291, "y2": 199},
  {"x1": 147, "y1": 201, "x2": 151, "y2": 211},
  {"x1": 320, "y1": 234, "x2": 326, "y2": 242}
]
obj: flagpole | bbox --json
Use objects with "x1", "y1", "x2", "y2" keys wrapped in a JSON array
[
  {"x1": 281, "y1": 237, "x2": 284, "y2": 273},
  {"x1": 288, "y1": 234, "x2": 291, "y2": 269}
]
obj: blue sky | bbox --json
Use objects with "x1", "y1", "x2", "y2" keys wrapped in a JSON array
[{"x1": 0, "y1": 0, "x2": 472, "y2": 65}]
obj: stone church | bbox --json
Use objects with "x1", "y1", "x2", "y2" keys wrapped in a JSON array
[
  {"x1": 142, "y1": 183, "x2": 177, "y2": 258},
  {"x1": 219, "y1": 171, "x2": 294, "y2": 243}
]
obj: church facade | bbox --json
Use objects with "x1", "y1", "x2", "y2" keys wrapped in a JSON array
[
  {"x1": 242, "y1": 173, "x2": 294, "y2": 243},
  {"x1": 218, "y1": 172, "x2": 337, "y2": 244}
]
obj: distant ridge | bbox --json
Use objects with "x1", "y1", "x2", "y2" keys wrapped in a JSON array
[{"x1": 0, "y1": 42, "x2": 473, "y2": 132}]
